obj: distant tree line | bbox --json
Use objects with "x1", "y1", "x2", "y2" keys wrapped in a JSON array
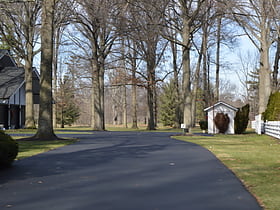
[{"x1": 0, "y1": 0, "x2": 279, "y2": 138}]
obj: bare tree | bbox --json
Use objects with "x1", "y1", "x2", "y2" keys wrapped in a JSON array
[
  {"x1": 162, "y1": 0, "x2": 212, "y2": 132},
  {"x1": 228, "y1": 0, "x2": 275, "y2": 114},
  {"x1": 52, "y1": 0, "x2": 75, "y2": 128},
  {"x1": 72, "y1": 0, "x2": 120, "y2": 130},
  {"x1": 65, "y1": 56, "x2": 92, "y2": 126},
  {"x1": 33, "y1": 0, "x2": 58, "y2": 140},
  {"x1": 170, "y1": 40, "x2": 182, "y2": 128},
  {"x1": 0, "y1": 1, "x2": 41, "y2": 128},
  {"x1": 177, "y1": 0, "x2": 206, "y2": 132},
  {"x1": 128, "y1": 40, "x2": 140, "y2": 129},
  {"x1": 197, "y1": 0, "x2": 235, "y2": 107},
  {"x1": 163, "y1": 5, "x2": 183, "y2": 128},
  {"x1": 236, "y1": 50, "x2": 259, "y2": 118},
  {"x1": 126, "y1": 0, "x2": 169, "y2": 130},
  {"x1": 272, "y1": 36, "x2": 280, "y2": 92},
  {"x1": 191, "y1": 31, "x2": 205, "y2": 127}
]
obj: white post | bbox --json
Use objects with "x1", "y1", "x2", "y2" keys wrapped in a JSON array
[
  {"x1": 255, "y1": 114, "x2": 262, "y2": 135},
  {"x1": 8, "y1": 103, "x2": 11, "y2": 129}
]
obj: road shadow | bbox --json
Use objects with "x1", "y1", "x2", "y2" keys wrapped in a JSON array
[{"x1": 0, "y1": 134, "x2": 167, "y2": 185}]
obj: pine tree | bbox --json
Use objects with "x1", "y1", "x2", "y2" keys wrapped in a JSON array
[
  {"x1": 56, "y1": 74, "x2": 80, "y2": 128},
  {"x1": 159, "y1": 80, "x2": 180, "y2": 127}
]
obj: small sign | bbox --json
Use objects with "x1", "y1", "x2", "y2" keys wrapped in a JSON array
[{"x1": 181, "y1": 124, "x2": 186, "y2": 129}]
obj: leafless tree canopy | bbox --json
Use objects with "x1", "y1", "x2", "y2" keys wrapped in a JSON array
[{"x1": 0, "y1": 0, "x2": 280, "y2": 132}]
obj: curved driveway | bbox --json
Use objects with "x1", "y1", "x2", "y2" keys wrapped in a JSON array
[{"x1": 0, "y1": 132, "x2": 262, "y2": 210}]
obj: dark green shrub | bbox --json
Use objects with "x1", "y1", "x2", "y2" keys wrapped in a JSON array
[
  {"x1": 199, "y1": 120, "x2": 208, "y2": 130},
  {"x1": 263, "y1": 92, "x2": 280, "y2": 121},
  {"x1": 214, "y1": 113, "x2": 230, "y2": 133},
  {"x1": 0, "y1": 130, "x2": 18, "y2": 168},
  {"x1": 234, "y1": 104, "x2": 250, "y2": 134}
]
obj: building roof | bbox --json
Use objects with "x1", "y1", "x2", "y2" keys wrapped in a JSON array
[
  {"x1": 0, "y1": 67, "x2": 25, "y2": 99},
  {"x1": 0, "y1": 49, "x2": 17, "y2": 71},
  {"x1": 204, "y1": 101, "x2": 238, "y2": 112},
  {"x1": 0, "y1": 49, "x2": 9, "y2": 58},
  {"x1": 0, "y1": 49, "x2": 40, "y2": 103}
]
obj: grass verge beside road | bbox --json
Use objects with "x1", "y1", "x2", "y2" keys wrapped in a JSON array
[
  {"x1": 14, "y1": 137, "x2": 77, "y2": 160},
  {"x1": 173, "y1": 133, "x2": 280, "y2": 210}
]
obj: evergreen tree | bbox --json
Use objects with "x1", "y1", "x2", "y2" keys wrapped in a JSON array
[
  {"x1": 57, "y1": 103, "x2": 80, "y2": 127},
  {"x1": 247, "y1": 69, "x2": 259, "y2": 118},
  {"x1": 159, "y1": 80, "x2": 180, "y2": 127},
  {"x1": 234, "y1": 104, "x2": 250, "y2": 134},
  {"x1": 56, "y1": 74, "x2": 80, "y2": 128},
  {"x1": 195, "y1": 88, "x2": 206, "y2": 123},
  {"x1": 263, "y1": 92, "x2": 280, "y2": 121}
]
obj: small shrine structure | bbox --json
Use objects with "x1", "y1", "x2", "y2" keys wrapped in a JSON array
[{"x1": 204, "y1": 101, "x2": 238, "y2": 134}]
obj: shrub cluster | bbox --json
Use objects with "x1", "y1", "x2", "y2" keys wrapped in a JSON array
[
  {"x1": 234, "y1": 104, "x2": 250, "y2": 134},
  {"x1": 214, "y1": 112, "x2": 230, "y2": 133},
  {"x1": 0, "y1": 130, "x2": 18, "y2": 168},
  {"x1": 263, "y1": 92, "x2": 280, "y2": 121},
  {"x1": 199, "y1": 120, "x2": 208, "y2": 131}
]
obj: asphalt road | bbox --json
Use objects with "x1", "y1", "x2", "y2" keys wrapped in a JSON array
[{"x1": 0, "y1": 131, "x2": 262, "y2": 210}]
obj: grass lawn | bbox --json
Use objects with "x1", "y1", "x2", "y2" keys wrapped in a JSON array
[
  {"x1": 106, "y1": 126, "x2": 182, "y2": 132},
  {"x1": 173, "y1": 133, "x2": 280, "y2": 210},
  {"x1": 106, "y1": 123, "x2": 184, "y2": 132},
  {"x1": 14, "y1": 137, "x2": 77, "y2": 160},
  {"x1": 6, "y1": 128, "x2": 93, "y2": 135}
]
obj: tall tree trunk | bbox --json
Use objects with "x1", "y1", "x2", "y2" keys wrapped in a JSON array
[
  {"x1": 34, "y1": 0, "x2": 58, "y2": 140},
  {"x1": 131, "y1": 76, "x2": 138, "y2": 129},
  {"x1": 91, "y1": 60, "x2": 103, "y2": 130},
  {"x1": 25, "y1": 18, "x2": 35, "y2": 128},
  {"x1": 215, "y1": 16, "x2": 222, "y2": 102},
  {"x1": 24, "y1": 48, "x2": 35, "y2": 128},
  {"x1": 170, "y1": 41, "x2": 181, "y2": 128},
  {"x1": 99, "y1": 60, "x2": 105, "y2": 130},
  {"x1": 52, "y1": 28, "x2": 61, "y2": 128},
  {"x1": 272, "y1": 36, "x2": 280, "y2": 92},
  {"x1": 202, "y1": 26, "x2": 209, "y2": 108},
  {"x1": 121, "y1": 38, "x2": 127, "y2": 128},
  {"x1": 191, "y1": 41, "x2": 204, "y2": 127},
  {"x1": 90, "y1": 37, "x2": 105, "y2": 131},
  {"x1": 123, "y1": 84, "x2": 127, "y2": 128},
  {"x1": 153, "y1": 85, "x2": 158, "y2": 128},
  {"x1": 258, "y1": 23, "x2": 271, "y2": 114},
  {"x1": 182, "y1": 18, "x2": 192, "y2": 133},
  {"x1": 147, "y1": 84, "x2": 155, "y2": 130},
  {"x1": 131, "y1": 51, "x2": 138, "y2": 129},
  {"x1": 112, "y1": 87, "x2": 118, "y2": 125},
  {"x1": 146, "y1": 55, "x2": 156, "y2": 130}
]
